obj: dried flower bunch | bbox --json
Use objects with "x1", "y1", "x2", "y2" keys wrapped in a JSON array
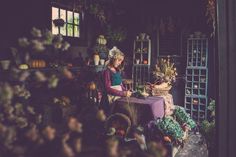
[
  {"x1": 153, "y1": 57, "x2": 178, "y2": 85},
  {"x1": 206, "y1": 0, "x2": 216, "y2": 36}
]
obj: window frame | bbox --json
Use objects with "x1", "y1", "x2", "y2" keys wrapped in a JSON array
[{"x1": 51, "y1": 4, "x2": 80, "y2": 38}]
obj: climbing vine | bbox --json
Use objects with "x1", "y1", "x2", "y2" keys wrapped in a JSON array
[{"x1": 206, "y1": 0, "x2": 216, "y2": 37}]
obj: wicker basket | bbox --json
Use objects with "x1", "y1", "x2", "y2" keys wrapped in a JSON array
[
  {"x1": 105, "y1": 113, "x2": 131, "y2": 136},
  {"x1": 151, "y1": 85, "x2": 172, "y2": 96},
  {"x1": 145, "y1": 83, "x2": 172, "y2": 96}
]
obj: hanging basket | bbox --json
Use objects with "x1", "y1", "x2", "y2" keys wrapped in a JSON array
[{"x1": 53, "y1": 18, "x2": 65, "y2": 27}]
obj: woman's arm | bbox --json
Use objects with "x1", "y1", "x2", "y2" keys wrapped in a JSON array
[
  {"x1": 121, "y1": 83, "x2": 126, "y2": 91},
  {"x1": 103, "y1": 70, "x2": 126, "y2": 96}
]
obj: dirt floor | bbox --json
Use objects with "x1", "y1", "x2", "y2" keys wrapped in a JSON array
[{"x1": 175, "y1": 132, "x2": 208, "y2": 157}]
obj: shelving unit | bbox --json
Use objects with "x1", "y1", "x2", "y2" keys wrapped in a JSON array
[
  {"x1": 132, "y1": 64, "x2": 150, "y2": 89},
  {"x1": 132, "y1": 33, "x2": 151, "y2": 89},
  {"x1": 184, "y1": 32, "x2": 208, "y2": 122}
]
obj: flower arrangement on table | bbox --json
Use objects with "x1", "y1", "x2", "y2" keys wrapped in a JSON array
[
  {"x1": 153, "y1": 57, "x2": 177, "y2": 85},
  {"x1": 146, "y1": 57, "x2": 196, "y2": 146},
  {"x1": 146, "y1": 56, "x2": 178, "y2": 96}
]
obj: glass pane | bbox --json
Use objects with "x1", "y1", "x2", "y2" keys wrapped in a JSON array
[
  {"x1": 60, "y1": 9, "x2": 66, "y2": 21},
  {"x1": 52, "y1": 7, "x2": 59, "y2": 20},
  {"x1": 68, "y1": 11, "x2": 73, "y2": 23},
  {"x1": 67, "y1": 24, "x2": 73, "y2": 37},
  {"x1": 52, "y1": 25, "x2": 59, "y2": 35},
  {"x1": 74, "y1": 12, "x2": 79, "y2": 24},
  {"x1": 74, "y1": 25, "x2": 79, "y2": 37},
  {"x1": 60, "y1": 24, "x2": 66, "y2": 36}
]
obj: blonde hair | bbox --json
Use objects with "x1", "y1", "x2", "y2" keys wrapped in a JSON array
[
  {"x1": 108, "y1": 46, "x2": 124, "y2": 59},
  {"x1": 107, "y1": 47, "x2": 125, "y2": 71}
]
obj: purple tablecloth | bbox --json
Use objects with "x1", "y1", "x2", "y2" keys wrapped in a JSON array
[{"x1": 111, "y1": 96, "x2": 165, "y2": 126}]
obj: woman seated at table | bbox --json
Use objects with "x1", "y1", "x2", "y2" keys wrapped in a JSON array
[{"x1": 100, "y1": 47, "x2": 132, "y2": 115}]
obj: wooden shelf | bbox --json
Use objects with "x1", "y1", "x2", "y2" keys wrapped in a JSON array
[{"x1": 184, "y1": 34, "x2": 208, "y2": 122}]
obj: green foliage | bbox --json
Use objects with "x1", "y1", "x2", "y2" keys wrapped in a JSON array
[
  {"x1": 201, "y1": 120, "x2": 215, "y2": 135},
  {"x1": 68, "y1": 0, "x2": 108, "y2": 24},
  {"x1": 174, "y1": 106, "x2": 196, "y2": 129},
  {"x1": 157, "y1": 116, "x2": 184, "y2": 140},
  {"x1": 200, "y1": 99, "x2": 216, "y2": 150},
  {"x1": 208, "y1": 99, "x2": 215, "y2": 117},
  {"x1": 106, "y1": 25, "x2": 127, "y2": 46}
]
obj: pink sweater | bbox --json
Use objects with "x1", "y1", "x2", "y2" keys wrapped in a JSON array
[{"x1": 103, "y1": 69, "x2": 126, "y2": 97}]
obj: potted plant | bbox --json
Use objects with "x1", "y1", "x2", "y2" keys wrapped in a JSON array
[
  {"x1": 53, "y1": 18, "x2": 65, "y2": 27},
  {"x1": 147, "y1": 56, "x2": 178, "y2": 96},
  {"x1": 200, "y1": 99, "x2": 216, "y2": 156}
]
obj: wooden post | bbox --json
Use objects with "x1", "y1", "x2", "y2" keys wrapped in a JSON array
[{"x1": 217, "y1": 0, "x2": 236, "y2": 156}]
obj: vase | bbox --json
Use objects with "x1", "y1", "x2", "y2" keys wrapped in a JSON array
[
  {"x1": 94, "y1": 54, "x2": 100, "y2": 66},
  {"x1": 0, "y1": 60, "x2": 10, "y2": 70},
  {"x1": 100, "y1": 59, "x2": 105, "y2": 65}
]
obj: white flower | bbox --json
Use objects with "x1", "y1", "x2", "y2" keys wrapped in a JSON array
[
  {"x1": 13, "y1": 85, "x2": 31, "y2": 99},
  {"x1": 10, "y1": 47, "x2": 18, "y2": 56},
  {"x1": 53, "y1": 42, "x2": 62, "y2": 49},
  {"x1": 42, "y1": 30, "x2": 53, "y2": 45},
  {"x1": 18, "y1": 37, "x2": 30, "y2": 47},
  {"x1": 31, "y1": 40, "x2": 45, "y2": 52},
  {"x1": 16, "y1": 117, "x2": 28, "y2": 128},
  {"x1": 19, "y1": 71, "x2": 30, "y2": 82},
  {"x1": 53, "y1": 34, "x2": 63, "y2": 42},
  {"x1": 35, "y1": 71, "x2": 47, "y2": 82},
  {"x1": 48, "y1": 75, "x2": 59, "y2": 88},
  {"x1": 27, "y1": 106, "x2": 35, "y2": 115},
  {"x1": 0, "y1": 83, "x2": 14, "y2": 104},
  {"x1": 31, "y1": 27, "x2": 42, "y2": 38},
  {"x1": 61, "y1": 41, "x2": 70, "y2": 51}
]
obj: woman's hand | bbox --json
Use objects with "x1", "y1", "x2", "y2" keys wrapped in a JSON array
[{"x1": 125, "y1": 90, "x2": 132, "y2": 97}]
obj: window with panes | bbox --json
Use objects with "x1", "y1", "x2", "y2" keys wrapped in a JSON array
[{"x1": 52, "y1": 6, "x2": 80, "y2": 37}]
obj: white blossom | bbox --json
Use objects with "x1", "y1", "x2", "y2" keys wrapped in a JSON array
[
  {"x1": 31, "y1": 27, "x2": 42, "y2": 38},
  {"x1": 31, "y1": 40, "x2": 45, "y2": 52},
  {"x1": 18, "y1": 37, "x2": 30, "y2": 47}
]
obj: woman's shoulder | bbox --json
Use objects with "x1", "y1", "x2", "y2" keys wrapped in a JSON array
[
  {"x1": 106, "y1": 67, "x2": 118, "y2": 73},
  {"x1": 103, "y1": 68, "x2": 114, "y2": 76}
]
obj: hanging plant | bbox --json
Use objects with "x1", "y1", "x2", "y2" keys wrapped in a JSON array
[
  {"x1": 206, "y1": 0, "x2": 216, "y2": 37},
  {"x1": 53, "y1": 18, "x2": 65, "y2": 27},
  {"x1": 68, "y1": 0, "x2": 108, "y2": 24},
  {"x1": 89, "y1": 3, "x2": 106, "y2": 23},
  {"x1": 106, "y1": 26, "x2": 127, "y2": 46}
]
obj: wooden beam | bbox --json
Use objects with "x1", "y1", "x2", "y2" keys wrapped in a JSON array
[{"x1": 217, "y1": 0, "x2": 236, "y2": 156}]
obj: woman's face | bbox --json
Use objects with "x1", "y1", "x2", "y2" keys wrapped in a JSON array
[{"x1": 113, "y1": 56, "x2": 124, "y2": 68}]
